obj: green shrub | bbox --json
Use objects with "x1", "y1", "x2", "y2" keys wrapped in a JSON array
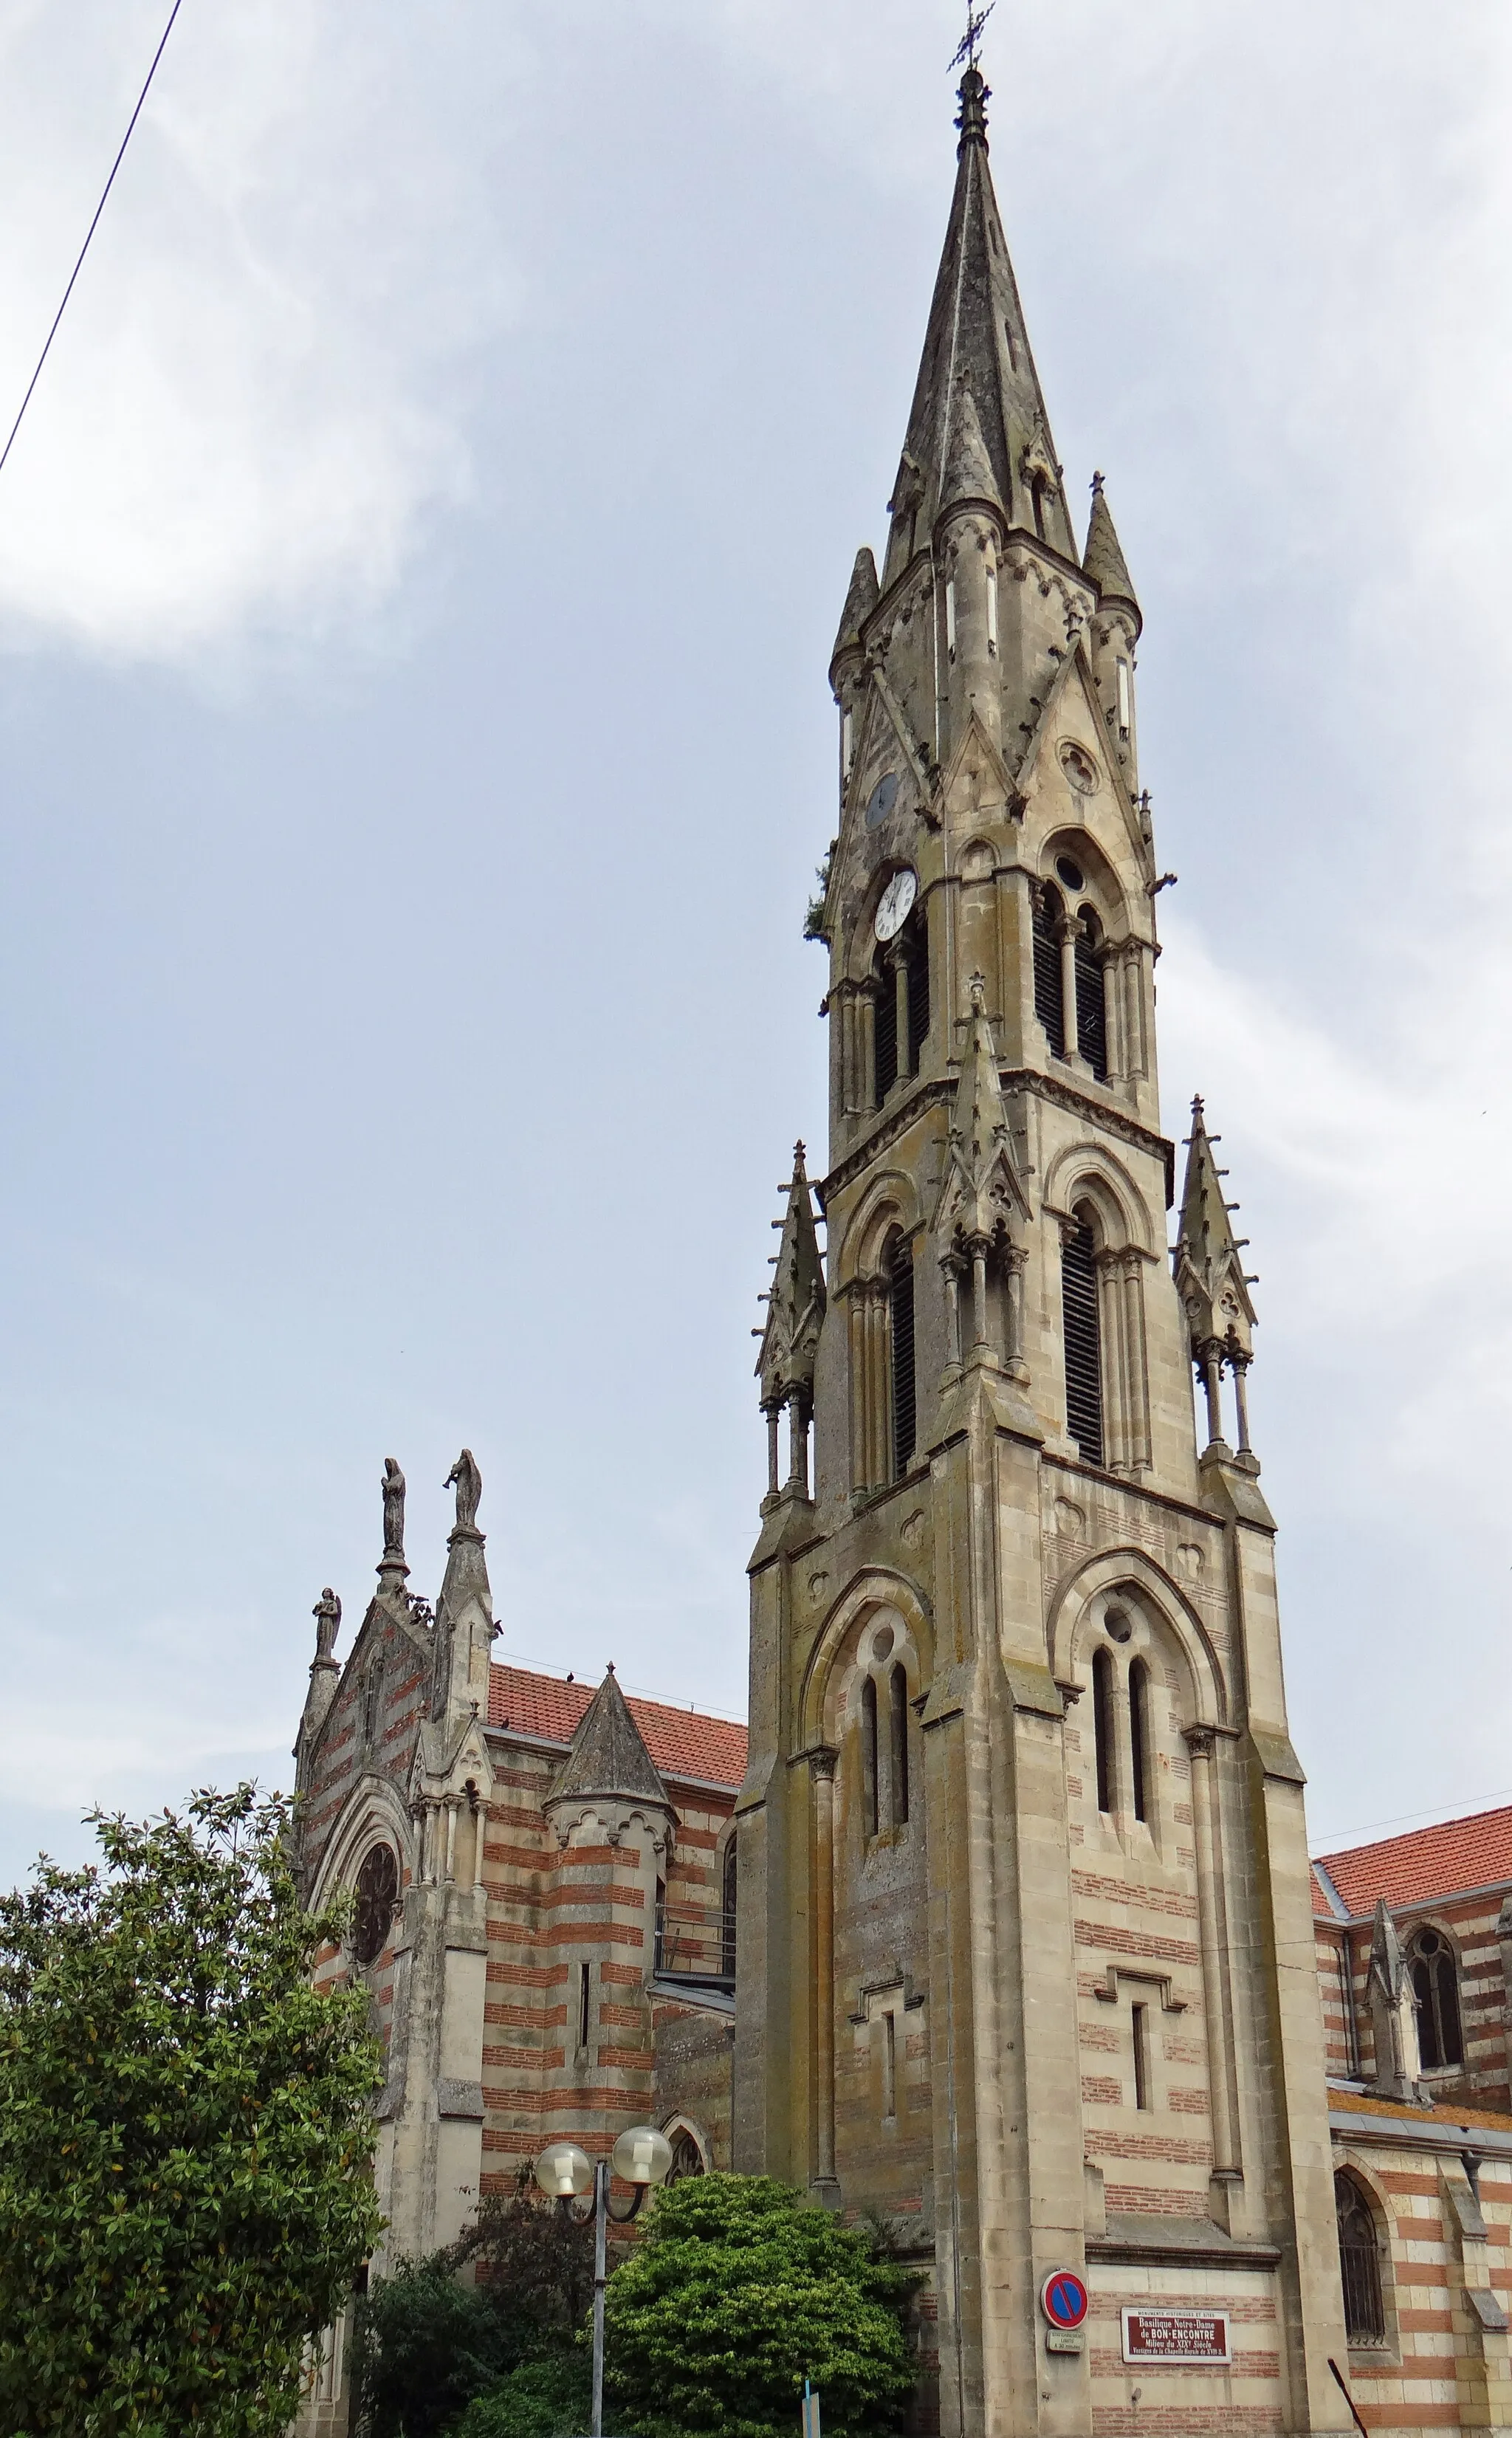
[
  {"x1": 602, "y1": 2174, "x2": 917, "y2": 2438},
  {"x1": 453, "y1": 2351, "x2": 591, "y2": 2438}
]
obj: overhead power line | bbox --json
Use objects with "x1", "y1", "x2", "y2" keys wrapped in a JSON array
[{"x1": 0, "y1": 0, "x2": 187, "y2": 482}]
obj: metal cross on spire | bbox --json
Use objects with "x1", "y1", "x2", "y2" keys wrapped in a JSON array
[{"x1": 949, "y1": 1, "x2": 995, "y2": 74}]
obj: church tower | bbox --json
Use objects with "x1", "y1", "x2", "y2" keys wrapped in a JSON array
[{"x1": 735, "y1": 60, "x2": 1350, "y2": 2438}]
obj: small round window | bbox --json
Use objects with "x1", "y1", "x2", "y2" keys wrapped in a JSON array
[
  {"x1": 351, "y1": 1844, "x2": 399, "y2": 1966},
  {"x1": 1055, "y1": 854, "x2": 1085, "y2": 893}
]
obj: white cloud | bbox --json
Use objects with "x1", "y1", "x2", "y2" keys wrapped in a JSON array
[{"x1": 0, "y1": 0, "x2": 518, "y2": 656}]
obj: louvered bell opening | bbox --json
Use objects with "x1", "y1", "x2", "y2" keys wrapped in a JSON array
[
  {"x1": 889, "y1": 1237, "x2": 916, "y2": 1479},
  {"x1": 1074, "y1": 923, "x2": 1108, "y2": 1080},
  {"x1": 874, "y1": 965, "x2": 898, "y2": 1102},
  {"x1": 1061, "y1": 1220, "x2": 1103, "y2": 1466},
  {"x1": 906, "y1": 918, "x2": 930, "y2": 1069},
  {"x1": 1031, "y1": 886, "x2": 1065, "y2": 1057}
]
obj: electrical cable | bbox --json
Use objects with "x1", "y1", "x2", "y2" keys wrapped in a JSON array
[{"x1": 0, "y1": 0, "x2": 187, "y2": 481}]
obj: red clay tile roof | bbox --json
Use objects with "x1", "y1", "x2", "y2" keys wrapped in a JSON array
[
  {"x1": 488, "y1": 1663, "x2": 746, "y2": 1792},
  {"x1": 1328, "y1": 2085, "x2": 1512, "y2": 2133},
  {"x1": 1313, "y1": 1804, "x2": 1512, "y2": 1920}
]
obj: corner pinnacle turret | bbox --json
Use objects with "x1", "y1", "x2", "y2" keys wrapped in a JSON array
[{"x1": 1174, "y1": 1098, "x2": 1260, "y2": 1460}]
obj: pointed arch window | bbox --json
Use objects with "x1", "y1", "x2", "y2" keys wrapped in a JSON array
[
  {"x1": 861, "y1": 1675, "x2": 879, "y2": 1840},
  {"x1": 1092, "y1": 1649, "x2": 1115, "y2": 1815},
  {"x1": 1074, "y1": 908, "x2": 1108, "y2": 1082},
  {"x1": 907, "y1": 911, "x2": 930, "y2": 1070},
  {"x1": 888, "y1": 1234, "x2": 916, "y2": 1477},
  {"x1": 721, "y1": 1835, "x2": 738, "y2": 1979},
  {"x1": 890, "y1": 1664, "x2": 910, "y2": 1827},
  {"x1": 351, "y1": 1844, "x2": 398, "y2": 1967},
  {"x1": 1409, "y1": 1927, "x2": 1463, "y2": 2069},
  {"x1": 1336, "y1": 2173, "x2": 1386, "y2": 2343},
  {"x1": 873, "y1": 952, "x2": 898, "y2": 1102},
  {"x1": 1128, "y1": 1657, "x2": 1151, "y2": 1824},
  {"x1": 1032, "y1": 882, "x2": 1065, "y2": 1057},
  {"x1": 1061, "y1": 1215, "x2": 1104, "y2": 1466}
]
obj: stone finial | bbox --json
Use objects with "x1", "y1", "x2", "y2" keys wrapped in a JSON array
[
  {"x1": 954, "y1": 62, "x2": 990, "y2": 154},
  {"x1": 1369, "y1": 1898, "x2": 1426, "y2": 2104},
  {"x1": 312, "y1": 1587, "x2": 342, "y2": 1667},
  {"x1": 1173, "y1": 1096, "x2": 1257, "y2": 1361},
  {"x1": 445, "y1": 1449, "x2": 482, "y2": 1537}
]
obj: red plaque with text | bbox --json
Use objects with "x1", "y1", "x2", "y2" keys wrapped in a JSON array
[{"x1": 1121, "y1": 2308, "x2": 1231, "y2": 2365}]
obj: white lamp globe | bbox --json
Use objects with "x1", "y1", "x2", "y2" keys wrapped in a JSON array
[
  {"x1": 535, "y1": 2139, "x2": 594, "y2": 2199},
  {"x1": 611, "y1": 2123, "x2": 673, "y2": 2188}
]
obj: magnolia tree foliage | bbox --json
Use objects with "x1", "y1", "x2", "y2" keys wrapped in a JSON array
[
  {"x1": 602, "y1": 2175, "x2": 918, "y2": 2438},
  {"x1": 0, "y1": 1785, "x2": 384, "y2": 2437}
]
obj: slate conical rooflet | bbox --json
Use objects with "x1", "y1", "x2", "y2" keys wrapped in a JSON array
[
  {"x1": 1083, "y1": 473, "x2": 1141, "y2": 627},
  {"x1": 546, "y1": 1665, "x2": 669, "y2": 1807},
  {"x1": 831, "y1": 546, "x2": 879, "y2": 673},
  {"x1": 882, "y1": 63, "x2": 1077, "y2": 586}
]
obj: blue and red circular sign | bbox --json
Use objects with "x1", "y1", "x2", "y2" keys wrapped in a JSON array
[{"x1": 1040, "y1": 2270, "x2": 1089, "y2": 2332}]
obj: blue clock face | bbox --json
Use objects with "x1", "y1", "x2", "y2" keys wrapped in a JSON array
[{"x1": 865, "y1": 771, "x2": 899, "y2": 830}]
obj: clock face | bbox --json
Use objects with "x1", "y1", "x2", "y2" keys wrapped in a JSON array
[
  {"x1": 874, "y1": 867, "x2": 918, "y2": 943},
  {"x1": 864, "y1": 771, "x2": 900, "y2": 830}
]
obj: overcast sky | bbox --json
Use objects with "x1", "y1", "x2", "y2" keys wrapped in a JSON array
[{"x1": 0, "y1": 0, "x2": 1508, "y2": 1888}]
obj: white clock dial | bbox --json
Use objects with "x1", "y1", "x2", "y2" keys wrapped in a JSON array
[{"x1": 873, "y1": 867, "x2": 918, "y2": 943}]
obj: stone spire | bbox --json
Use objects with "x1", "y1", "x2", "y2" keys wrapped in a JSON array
[
  {"x1": 830, "y1": 546, "x2": 879, "y2": 678},
  {"x1": 880, "y1": 64, "x2": 1077, "y2": 587},
  {"x1": 1083, "y1": 472, "x2": 1141, "y2": 628},
  {"x1": 546, "y1": 1666, "x2": 669, "y2": 1811},
  {"x1": 757, "y1": 1141, "x2": 826, "y2": 1415},
  {"x1": 1369, "y1": 1898, "x2": 1426, "y2": 2104},
  {"x1": 1174, "y1": 1098, "x2": 1258, "y2": 1457}
]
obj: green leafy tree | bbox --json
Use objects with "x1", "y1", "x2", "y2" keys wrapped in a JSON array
[
  {"x1": 353, "y1": 2188, "x2": 595, "y2": 2438},
  {"x1": 602, "y1": 2174, "x2": 917, "y2": 2438},
  {"x1": 0, "y1": 1785, "x2": 384, "y2": 2437}
]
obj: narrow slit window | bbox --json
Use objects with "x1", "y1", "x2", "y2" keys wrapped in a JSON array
[
  {"x1": 906, "y1": 916, "x2": 930, "y2": 1071},
  {"x1": 862, "y1": 1675, "x2": 879, "y2": 1840},
  {"x1": 721, "y1": 1836, "x2": 738, "y2": 1978},
  {"x1": 873, "y1": 959, "x2": 898, "y2": 1102},
  {"x1": 1132, "y1": 2002, "x2": 1150, "y2": 2110},
  {"x1": 1129, "y1": 1658, "x2": 1150, "y2": 1824},
  {"x1": 1093, "y1": 1647, "x2": 1114, "y2": 1815},
  {"x1": 653, "y1": 1879, "x2": 665, "y2": 1974},
  {"x1": 842, "y1": 708, "x2": 854, "y2": 772},
  {"x1": 1074, "y1": 910, "x2": 1108, "y2": 1081},
  {"x1": 986, "y1": 566, "x2": 998, "y2": 652},
  {"x1": 578, "y1": 1960, "x2": 592, "y2": 2052},
  {"x1": 945, "y1": 577, "x2": 957, "y2": 658},
  {"x1": 1062, "y1": 1218, "x2": 1104, "y2": 1465},
  {"x1": 888, "y1": 1236, "x2": 916, "y2": 1478},
  {"x1": 1116, "y1": 657, "x2": 1131, "y2": 737},
  {"x1": 882, "y1": 2008, "x2": 897, "y2": 2120},
  {"x1": 890, "y1": 1663, "x2": 910, "y2": 1827},
  {"x1": 1031, "y1": 883, "x2": 1065, "y2": 1057}
]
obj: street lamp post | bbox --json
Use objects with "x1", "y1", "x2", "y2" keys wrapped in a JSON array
[{"x1": 535, "y1": 2124, "x2": 673, "y2": 2438}]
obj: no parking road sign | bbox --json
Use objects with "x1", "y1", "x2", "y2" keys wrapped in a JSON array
[{"x1": 1040, "y1": 2270, "x2": 1089, "y2": 2353}]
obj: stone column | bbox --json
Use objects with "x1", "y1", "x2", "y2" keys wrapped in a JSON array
[
  {"x1": 1121, "y1": 1254, "x2": 1151, "y2": 1468},
  {"x1": 941, "y1": 1254, "x2": 963, "y2": 1374},
  {"x1": 1184, "y1": 1728, "x2": 1242, "y2": 2189},
  {"x1": 859, "y1": 983, "x2": 879, "y2": 1112},
  {"x1": 808, "y1": 1747, "x2": 839, "y2": 2198},
  {"x1": 1057, "y1": 915, "x2": 1080, "y2": 1060},
  {"x1": 891, "y1": 944, "x2": 912, "y2": 1079},
  {"x1": 1003, "y1": 1243, "x2": 1028, "y2": 1383},
  {"x1": 1096, "y1": 1249, "x2": 1127, "y2": 1469}
]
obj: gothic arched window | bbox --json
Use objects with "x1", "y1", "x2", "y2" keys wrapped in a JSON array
[
  {"x1": 1032, "y1": 882, "x2": 1065, "y2": 1057},
  {"x1": 887, "y1": 1233, "x2": 916, "y2": 1478},
  {"x1": 1335, "y1": 2172, "x2": 1386, "y2": 2343},
  {"x1": 1092, "y1": 1648, "x2": 1114, "y2": 1816},
  {"x1": 351, "y1": 1843, "x2": 399, "y2": 1967},
  {"x1": 906, "y1": 907, "x2": 930, "y2": 1071},
  {"x1": 861, "y1": 1674, "x2": 879, "y2": 1840},
  {"x1": 1074, "y1": 907, "x2": 1108, "y2": 1082},
  {"x1": 873, "y1": 947, "x2": 898, "y2": 1102},
  {"x1": 667, "y1": 2130, "x2": 706, "y2": 2183},
  {"x1": 721, "y1": 1835, "x2": 738, "y2": 1978},
  {"x1": 1061, "y1": 1213, "x2": 1104, "y2": 1466},
  {"x1": 1409, "y1": 1927, "x2": 1463, "y2": 2069},
  {"x1": 1128, "y1": 1657, "x2": 1151, "y2": 1824},
  {"x1": 890, "y1": 1663, "x2": 910, "y2": 1827}
]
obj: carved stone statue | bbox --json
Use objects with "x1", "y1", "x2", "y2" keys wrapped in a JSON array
[
  {"x1": 312, "y1": 1587, "x2": 342, "y2": 1662},
  {"x1": 445, "y1": 1448, "x2": 482, "y2": 1534},
  {"x1": 381, "y1": 1457, "x2": 406, "y2": 1561}
]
